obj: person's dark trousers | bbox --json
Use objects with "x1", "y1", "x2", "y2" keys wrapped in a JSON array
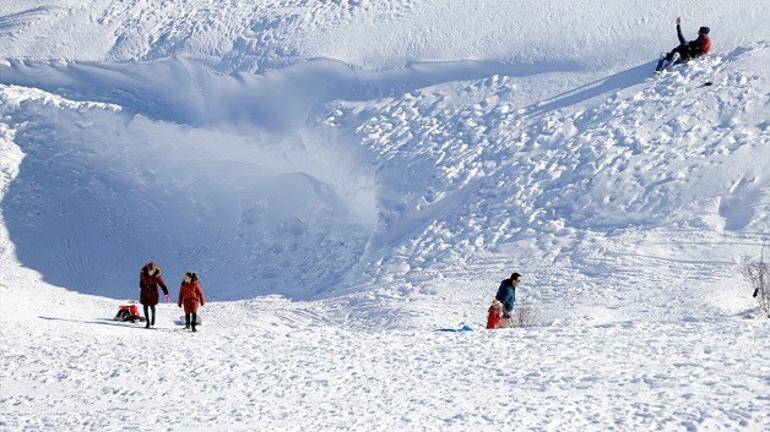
[
  {"x1": 665, "y1": 45, "x2": 690, "y2": 63},
  {"x1": 184, "y1": 313, "x2": 198, "y2": 331},
  {"x1": 143, "y1": 305, "x2": 156, "y2": 328}
]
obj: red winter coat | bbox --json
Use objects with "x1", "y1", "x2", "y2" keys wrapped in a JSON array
[
  {"x1": 178, "y1": 281, "x2": 205, "y2": 314},
  {"x1": 119, "y1": 304, "x2": 140, "y2": 317},
  {"x1": 139, "y1": 267, "x2": 168, "y2": 306},
  {"x1": 486, "y1": 300, "x2": 503, "y2": 329},
  {"x1": 701, "y1": 35, "x2": 711, "y2": 55}
]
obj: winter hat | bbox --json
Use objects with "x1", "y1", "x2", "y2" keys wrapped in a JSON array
[
  {"x1": 698, "y1": 26, "x2": 710, "y2": 34},
  {"x1": 185, "y1": 272, "x2": 198, "y2": 282}
]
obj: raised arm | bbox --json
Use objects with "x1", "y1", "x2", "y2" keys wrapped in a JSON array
[{"x1": 676, "y1": 17, "x2": 686, "y2": 45}]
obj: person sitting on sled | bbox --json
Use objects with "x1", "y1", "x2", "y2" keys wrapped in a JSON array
[
  {"x1": 657, "y1": 17, "x2": 711, "y2": 71},
  {"x1": 486, "y1": 299, "x2": 504, "y2": 329},
  {"x1": 115, "y1": 303, "x2": 143, "y2": 323}
]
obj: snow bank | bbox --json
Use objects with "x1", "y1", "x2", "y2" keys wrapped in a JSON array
[
  {"x1": 0, "y1": 4, "x2": 768, "y2": 306},
  {"x1": 0, "y1": 84, "x2": 376, "y2": 300},
  {"x1": 2, "y1": 1, "x2": 770, "y2": 431}
]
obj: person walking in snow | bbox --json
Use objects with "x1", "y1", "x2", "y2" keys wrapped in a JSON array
[
  {"x1": 656, "y1": 16, "x2": 711, "y2": 72},
  {"x1": 139, "y1": 262, "x2": 169, "y2": 328},
  {"x1": 495, "y1": 272, "x2": 521, "y2": 328},
  {"x1": 178, "y1": 272, "x2": 205, "y2": 332}
]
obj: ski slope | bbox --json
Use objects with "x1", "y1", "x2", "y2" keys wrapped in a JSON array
[{"x1": 1, "y1": 1, "x2": 769, "y2": 431}]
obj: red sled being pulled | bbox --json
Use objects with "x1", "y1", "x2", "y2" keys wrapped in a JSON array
[{"x1": 114, "y1": 304, "x2": 145, "y2": 323}]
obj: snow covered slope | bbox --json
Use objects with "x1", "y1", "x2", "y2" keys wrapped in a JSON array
[
  {"x1": 1, "y1": 1, "x2": 769, "y2": 430},
  {"x1": 1, "y1": 43, "x2": 768, "y2": 305},
  {"x1": 1, "y1": 0, "x2": 767, "y2": 71}
]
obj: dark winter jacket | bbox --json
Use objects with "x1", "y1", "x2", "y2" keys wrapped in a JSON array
[
  {"x1": 495, "y1": 279, "x2": 516, "y2": 314},
  {"x1": 677, "y1": 24, "x2": 711, "y2": 58},
  {"x1": 139, "y1": 265, "x2": 168, "y2": 306}
]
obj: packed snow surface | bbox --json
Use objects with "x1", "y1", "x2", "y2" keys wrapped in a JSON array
[{"x1": 1, "y1": 1, "x2": 769, "y2": 431}]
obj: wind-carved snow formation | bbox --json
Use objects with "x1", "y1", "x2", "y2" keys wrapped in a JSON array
[
  {"x1": 1, "y1": 1, "x2": 770, "y2": 430},
  {"x1": 1, "y1": 47, "x2": 768, "y2": 304}
]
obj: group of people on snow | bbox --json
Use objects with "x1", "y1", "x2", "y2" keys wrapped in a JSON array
[
  {"x1": 119, "y1": 17, "x2": 714, "y2": 334},
  {"x1": 485, "y1": 18, "x2": 712, "y2": 329},
  {"x1": 487, "y1": 272, "x2": 521, "y2": 329},
  {"x1": 124, "y1": 262, "x2": 206, "y2": 332}
]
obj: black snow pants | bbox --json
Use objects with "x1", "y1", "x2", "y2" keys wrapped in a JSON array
[
  {"x1": 665, "y1": 25, "x2": 692, "y2": 64},
  {"x1": 185, "y1": 312, "x2": 198, "y2": 331},
  {"x1": 143, "y1": 305, "x2": 156, "y2": 327}
]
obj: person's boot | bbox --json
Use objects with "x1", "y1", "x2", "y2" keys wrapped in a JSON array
[
  {"x1": 145, "y1": 321, "x2": 151, "y2": 329},
  {"x1": 191, "y1": 325, "x2": 197, "y2": 333},
  {"x1": 655, "y1": 54, "x2": 666, "y2": 72}
]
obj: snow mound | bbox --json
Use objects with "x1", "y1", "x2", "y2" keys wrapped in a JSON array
[
  {"x1": 0, "y1": 85, "x2": 376, "y2": 300},
  {"x1": 331, "y1": 43, "x2": 770, "y2": 292},
  {"x1": 1, "y1": 40, "x2": 769, "y2": 307},
  {"x1": 2, "y1": 2, "x2": 770, "y2": 431}
]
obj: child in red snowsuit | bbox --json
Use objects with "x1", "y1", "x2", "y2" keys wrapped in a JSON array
[
  {"x1": 115, "y1": 304, "x2": 142, "y2": 322},
  {"x1": 486, "y1": 299, "x2": 504, "y2": 329}
]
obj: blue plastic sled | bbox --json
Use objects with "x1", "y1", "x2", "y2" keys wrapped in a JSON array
[{"x1": 434, "y1": 324, "x2": 474, "y2": 333}]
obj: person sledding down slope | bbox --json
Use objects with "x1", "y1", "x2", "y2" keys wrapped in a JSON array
[
  {"x1": 656, "y1": 16, "x2": 711, "y2": 72},
  {"x1": 114, "y1": 303, "x2": 144, "y2": 323}
]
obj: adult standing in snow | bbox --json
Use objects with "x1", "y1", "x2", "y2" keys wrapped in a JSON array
[
  {"x1": 178, "y1": 272, "x2": 205, "y2": 332},
  {"x1": 139, "y1": 262, "x2": 169, "y2": 328},
  {"x1": 656, "y1": 16, "x2": 711, "y2": 71},
  {"x1": 495, "y1": 272, "x2": 521, "y2": 328}
]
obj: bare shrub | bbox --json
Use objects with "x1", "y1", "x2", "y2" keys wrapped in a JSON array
[
  {"x1": 739, "y1": 244, "x2": 770, "y2": 318},
  {"x1": 512, "y1": 305, "x2": 537, "y2": 328}
]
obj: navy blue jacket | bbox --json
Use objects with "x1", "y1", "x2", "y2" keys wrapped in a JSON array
[{"x1": 495, "y1": 279, "x2": 516, "y2": 313}]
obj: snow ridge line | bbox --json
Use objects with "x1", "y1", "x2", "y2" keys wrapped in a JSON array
[
  {"x1": 0, "y1": 119, "x2": 23, "y2": 267},
  {"x1": 0, "y1": 56, "x2": 582, "y2": 127}
]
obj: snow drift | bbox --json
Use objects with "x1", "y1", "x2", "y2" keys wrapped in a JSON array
[
  {"x1": 1, "y1": 0, "x2": 770, "y2": 304},
  {"x1": 2, "y1": 1, "x2": 770, "y2": 431}
]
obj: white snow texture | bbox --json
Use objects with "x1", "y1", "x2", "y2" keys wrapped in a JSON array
[{"x1": 1, "y1": 1, "x2": 769, "y2": 431}]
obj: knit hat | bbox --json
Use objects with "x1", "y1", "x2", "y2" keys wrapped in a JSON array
[{"x1": 698, "y1": 26, "x2": 710, "y2": 34}]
